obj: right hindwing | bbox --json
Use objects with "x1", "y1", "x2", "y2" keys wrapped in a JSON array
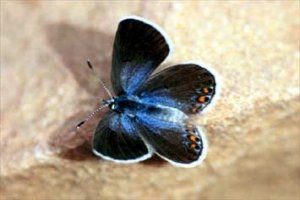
[{"x1": 134, "y1": 105, "x2": 208, "y2": 167}]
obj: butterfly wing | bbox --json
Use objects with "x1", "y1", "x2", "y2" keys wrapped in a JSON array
[
  {"x1": 92, "y1": 111, "x2": 152, "y2": 163},
  {"x1": 111, "y1": 16, "x2": 172, "y2": 95},
  {"x1": 135, "y1": 105, "x2": 208, "y2": 167},
  {"x1": 137, "y1": 63, "x2": 218, "y2": 114}
]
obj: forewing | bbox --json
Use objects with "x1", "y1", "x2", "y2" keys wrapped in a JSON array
[
  {"x1": 135, "y1": 106, "x2": 207, "y2": 167},
  {"x1": 92, "y1": 111, "x2": 152, "y2": 163},
  {"x1": 111, "y1": 16, "x2": 171, "y2": 95},
  {"x1": 137, "y1": 63, "x2": 218, "y2": 114}
]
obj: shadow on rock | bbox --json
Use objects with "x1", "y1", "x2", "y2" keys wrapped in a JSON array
[
  {"x1": 45, "y1": 23, "x2": 113, "y2": 161},
  {"x1": 47, "y1": 109, "x2": 107, "y2": 161},
  {"x1": 46, "y1": 23, "x2": 114, "y2": 96},
  {"x1": 141, "y1": 154, "x2": 166, "y2": 167}
]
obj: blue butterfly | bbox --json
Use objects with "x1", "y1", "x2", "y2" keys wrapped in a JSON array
[{"x1": 78, "y1": 16, "x2": 219, "y2": 168}]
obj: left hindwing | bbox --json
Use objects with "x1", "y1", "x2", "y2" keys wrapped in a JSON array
[
  {"x1": 92, "y1": 112, "x2": 152, "y2": 162},
  {"x1": 137, "y1": 63, "x2": 218, "y2": 114}
]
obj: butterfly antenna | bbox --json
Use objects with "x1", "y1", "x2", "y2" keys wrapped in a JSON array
[
  {"x1": 86, "y1": 60, "x2": 113, "y2": 99},
  {"x1": 76, "y1": 104, "x2": 108, "y2": 128}
]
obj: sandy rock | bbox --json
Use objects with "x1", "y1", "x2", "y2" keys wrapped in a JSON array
[{"x1": 1, "y1": 1, "x2": 299, "y2": 199}]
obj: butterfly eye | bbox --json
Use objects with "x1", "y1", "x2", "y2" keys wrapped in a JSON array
[{"x1": 110, "y1": 104, "x2": 117, "y2": 110}]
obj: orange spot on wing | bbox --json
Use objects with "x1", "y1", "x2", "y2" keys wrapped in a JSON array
[
  {"x1": 197, "y1": 96, "x2": 206, "y2": 103},
  {"x1": 189, "y1": 135, "x2": 197, "y2": 142},
  {"x1": 203, "y1": 87, "x2": 209, "y2": 94}
]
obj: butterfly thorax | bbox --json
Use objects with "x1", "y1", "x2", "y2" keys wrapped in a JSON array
[
  {"x1": 105, "y1": 95, "x2": 188, "y2": 124},
  {"x1": 105, "y1": 95, "x2": 146, "y2": 117}
]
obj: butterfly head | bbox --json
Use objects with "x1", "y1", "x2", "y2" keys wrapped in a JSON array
[{"x1": 102, "y1": 98, "x2": 118, "y2": 110}]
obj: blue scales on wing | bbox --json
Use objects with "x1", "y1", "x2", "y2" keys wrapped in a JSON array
[
  {"x1": 111, "y1": 17, "x2": 171, "y2": 95},
  {"x1": 134, "y1": 105, "x2": 207, "y2": 167},
  {"x1": 137, "y1": 63, "x2": 217, "y2": 115},
  {"x1": 91, "y1": 16, "x2": 216, "y2": 167},
  {"x1": 92, "y1": 111, "x2": 152, "y2": 162}
]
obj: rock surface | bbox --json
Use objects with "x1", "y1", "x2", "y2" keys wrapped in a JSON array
[{"x1": 1, "y1": 1, "x2": 299, "y2": 199}]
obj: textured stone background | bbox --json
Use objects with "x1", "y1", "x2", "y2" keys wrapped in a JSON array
[{"x1": 1, "y1": 1, "x2": 299, "y2": 199}]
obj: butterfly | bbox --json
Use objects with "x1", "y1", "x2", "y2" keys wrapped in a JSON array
[{"x1": 78, "y1": 16, "x2": 219, "y2": 168}]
